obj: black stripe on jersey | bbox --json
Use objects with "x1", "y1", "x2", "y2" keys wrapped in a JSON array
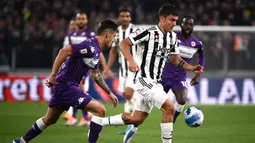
[
  {"x1": 149, "y1": 31, "x2": 159, "y2": 79},
  {"x1": 130, "y1": 28, "x2": 134, "y2": 56},
  {"x1": 140, "y1": 33, "x2": 151, "y2": 77},
  {"x1": 133, "y1": 71, "x2": 138, "y2": 83},
  {"x1": 169, "y1": 32, "x2": 175, "y2": 52},
  {"x1": 139, "y1": 77, "x2": 153, "y2": 89},
  {"x1": 133, "y1": 30, "x2": 149, "y2": 41},
  {"x1": 120, "y1": 63, "x2": 124, "y2": 77},
  {"x1": 123, "y1": 31, "x2": 128, "y2": 76},
  {"x1": 156, "y1": 34, "x2": 167, "y2": 81}
]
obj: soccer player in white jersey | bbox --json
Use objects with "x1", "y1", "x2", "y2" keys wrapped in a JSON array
[
  {"x1": 91, "y1": 3, "x2": 203, "y2": 143},
  {"x1": 103, "y1": 8, "x2": 137, "y2": 134}
]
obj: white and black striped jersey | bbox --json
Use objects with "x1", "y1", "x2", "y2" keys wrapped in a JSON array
[
  {"x1": 112, "y1": 23, "x2": 137, "y2": 78},
  {"x1": 128, "y1": 25, "x2": 180, "y2": 82}
]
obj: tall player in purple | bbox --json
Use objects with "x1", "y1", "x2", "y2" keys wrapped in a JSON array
[
  {"x1": 13, "y1": 20, "x2": 119, "y2": 143},
  {"x1": 63, "y1": 13, "x2": 98, "y2": 126},
  {"x1": 162, "y1": 16, "x2": 205, "y2": 123}
]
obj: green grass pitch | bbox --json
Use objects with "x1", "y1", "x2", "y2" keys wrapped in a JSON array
[{"x1": 0, "y1": 102, "x2": 255, "y2": 143}]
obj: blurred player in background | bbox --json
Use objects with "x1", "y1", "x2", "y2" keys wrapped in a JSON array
[
  {"x1": 63, "y1": 19, "x2": 77, "y2": 48},
  {"x1": 162, "y1": 16, "x2": 205, "y2": 123},
  {"x1": 13, "y1": 20, "x2": 119, "y2": 143},
  {"x1": 92, "y1": 4, "x2": 203, "y2": 143},
  {"x1": 63, "y1": 13, "x2": 109, "y2": 127},
  {"x1": 103, "y1": 8, "x2": 137, "y2": 135}
]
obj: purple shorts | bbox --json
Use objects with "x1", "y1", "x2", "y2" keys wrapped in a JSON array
[
  {"x1": 162, "y1": 79, "x2": 188, "y2": 93},
  {"x1": 49, "y1": 82, "x2": 92, "y2": 110}
]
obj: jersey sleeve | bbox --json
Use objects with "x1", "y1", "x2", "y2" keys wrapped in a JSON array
[
  {"x1": 170, "y1": 33, "x2": 180, "y2": 55},
  {"x1": 128, "y1": 29, "x2": 150, "y2": 45},
  {"x1": 71, "y1": 40, "x2": 95, "y2": 57}
]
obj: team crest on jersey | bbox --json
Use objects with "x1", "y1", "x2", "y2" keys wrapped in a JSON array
[
  {"x1": 91, "y1": 32, "x2": 96, "y2": 36},
  {"x1": 191, "y1": 41, "x2": 196, "y2": 47},
  {"x1": 88, "y1": 46, "x2": 95, "y2": 53}
]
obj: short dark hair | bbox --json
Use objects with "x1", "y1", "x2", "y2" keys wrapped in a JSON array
[
  {"x1": 76, "y1": 12, "x2": 87, "y2": 16},
  {"x1": 182, "y1": 15, "x2": 195, "y2": 21},
  {"x1": 119, "y1": 8, "x2": 131, "y2": 15},
  {"x1": 158, "y1": 3, "x2": 178, "y2": 17},
  {"x1": 97, "y1": 20, "x2": 118, "y2": 35}
]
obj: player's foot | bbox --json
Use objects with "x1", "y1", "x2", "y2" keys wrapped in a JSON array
[
  {"x1": 119, "y1": 125, "x2": 131, "y2": 135},
  {"x1": 13, "y1": 139, "x2": 21, "y2": 143},
  {"x1": 173, "y1": 111, "x2": 181, "y2": 123},
  {"x1": 123, "y1": 126, "x2": 137, "y2": 143},
  {"x1": 65, "y1": 116, "x2": 77, "y2": 126},
  {"x1": 63, "y1": 112, "x2": 72, "y2": 120},
  {"x1": 76, "y1": 118, "x2": 90, "y2": 127}
]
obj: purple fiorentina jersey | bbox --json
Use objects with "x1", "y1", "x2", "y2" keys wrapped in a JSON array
[
  {"x1": 56, "y1": 38, "x2": 101, "y2": 86},
  {"x1": 162, "y1": 32, "x2": 204, "y2": 82},
  {"x1": 68, "y1": 28, "x2": 96, "y2": 45}
]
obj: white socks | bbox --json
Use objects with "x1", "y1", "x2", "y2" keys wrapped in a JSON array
[
  {"x1": 161, "y1": 123, "x2": 173, "y2": 143},
  {"x1": 35, "y1": 118, "x2": 47, "y2": 131},
  {"x1": 174, "y1": 103, "x2": 185, "y2": 112},
  {"x1": 20, "y1": 137, "x2": 27, "y2": 143},
  {"x1": 92, "y1": 114, "x2": 125, "y2": 126}
]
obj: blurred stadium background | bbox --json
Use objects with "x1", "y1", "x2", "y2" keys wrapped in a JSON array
[{"x1": 0, "y1": 0, "x2": 255, "y2": 143}]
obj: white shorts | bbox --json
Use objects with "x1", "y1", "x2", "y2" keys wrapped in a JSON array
[
  {"x1": 118, "y1": 73, "x2": 135, "y2": 93},
  {"x1": 133, "y1": 77, "x2": 170, "y2": 114}
]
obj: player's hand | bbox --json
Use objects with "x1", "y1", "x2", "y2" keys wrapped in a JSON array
[
  {"x1": 128, "y1": 60, "x2": 140, "y2": 72},
  {"x1": 190, "y1": 75, "x2": 200, "y2": 86},
  {"x1": 103, "y1": 68, "x2": 113, "y2": 78},
  {"x1": 109, "y1": 92, "x2": 119, "y2": 108},
  {"x1": 45, "y1": 74, "x2": 56, "y2": 87},
  {"x1": 192, "y1": 65, "x2": 204, "y2": 74}
]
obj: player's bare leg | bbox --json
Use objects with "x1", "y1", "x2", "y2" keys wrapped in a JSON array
[
  {"x1": 119, "y1": 87, "x2": 135, "y2": 135},
  {"x1": 172, "y1": 88, "x2": 187, "y2": 123},
  {"x1": 13, "y1": 108, "x2": 64, "y2": 143},
  {"x1": 85, "y1": 99, "x2": 106, "y2": 143}
]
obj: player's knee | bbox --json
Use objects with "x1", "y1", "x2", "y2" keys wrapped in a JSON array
[
  {"x1": 176, "y1": 95, "x2": 187, "y2": 105},
  {"x1": 93, "y1": 106, "x2": 106, "y2": 117},
  {"x1": 124, "y1": 88, "x2": 134, "y2": 100},
  {"x1": 162, "y1": 100, "x2": 175, "y2": 115}
]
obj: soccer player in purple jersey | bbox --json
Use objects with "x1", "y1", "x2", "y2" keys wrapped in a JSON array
[
  {"x1": 162, "y1": 16, "x2": 205, "y2": 123},
  {"x1": 63, "y1": 13, "x2": 109, "y2": 127},
  {"x1": 13, "y1": 20, "x2": 119, "y2": 143},
  {"x1": 63, "y1": 13, "x2": 96, "y2": 126}
]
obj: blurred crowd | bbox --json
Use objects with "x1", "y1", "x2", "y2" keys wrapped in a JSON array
[{"x1": 0, "y1": 0, "x2": 254, "y2": 69}]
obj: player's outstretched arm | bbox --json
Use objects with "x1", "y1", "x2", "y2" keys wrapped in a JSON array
[
  {"x1": 90, "y1": 68, "x2": 119, "y2": 107},
  {"x1": 190, "y1": 43, "x2": 205, "y2": 85},
  {"x1": 103, "y1": 46, "x2": 117, "y2": 77},
  {"x1": 51, "y1": 45, "x2": 72, "y2": 76},
  {"x1": 120, "y1": 38, "x2": 139, "y2": 72},
  {"x1": 169, "y1": 55, "x2": 203, "y2": 74},
  {"x1": 46, "y1": 45, "x2": 72, "y2": 87}
]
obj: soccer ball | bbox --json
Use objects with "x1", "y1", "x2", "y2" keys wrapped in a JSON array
[{"x1": 183, "y1": 106, "x2": 204, "y2": 127}]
